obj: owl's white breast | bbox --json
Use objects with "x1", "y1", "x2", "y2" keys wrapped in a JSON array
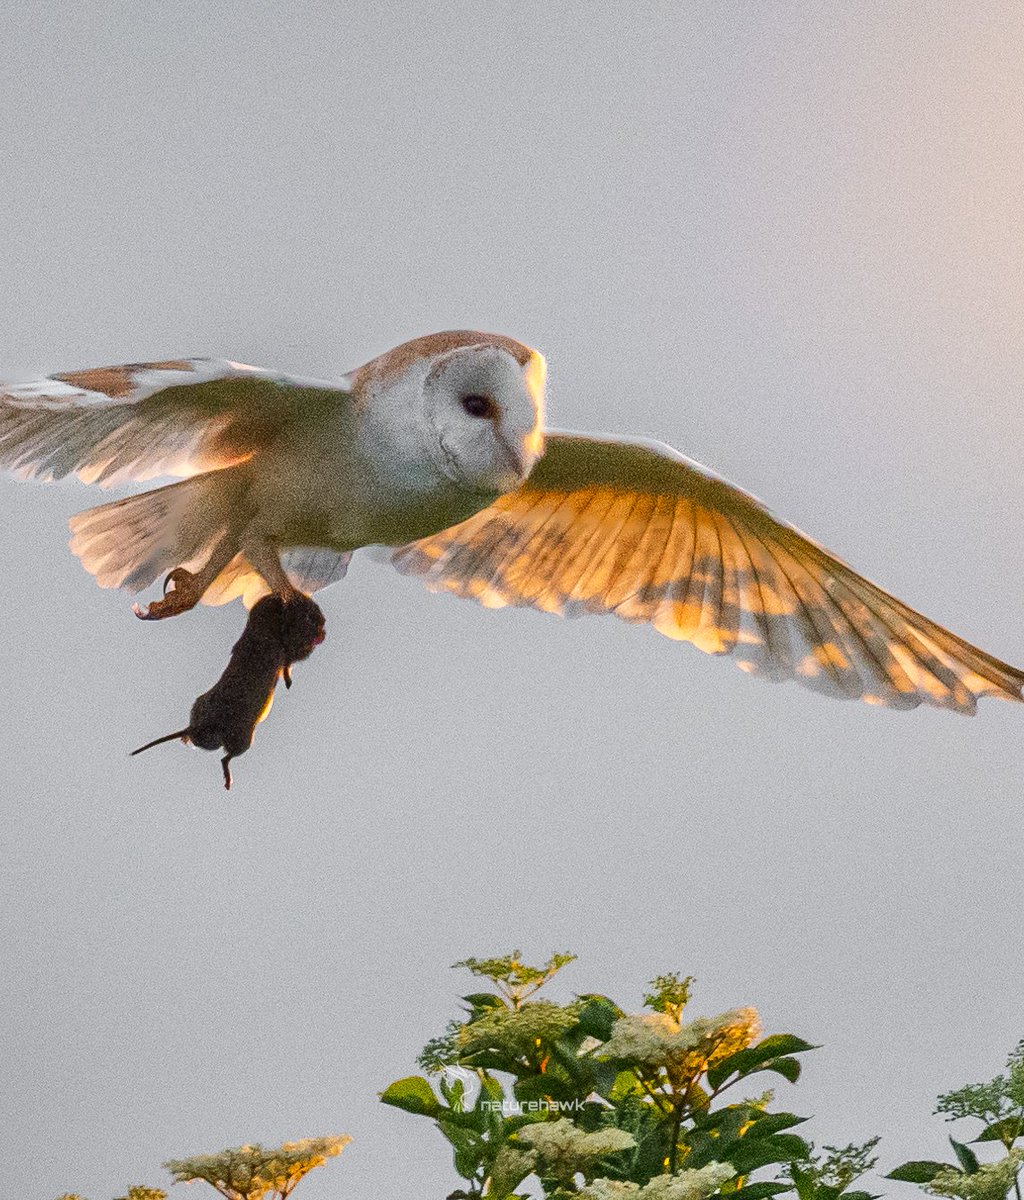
[{"x1": 247, "y1": 370, "x2": 494, "y2": 551}]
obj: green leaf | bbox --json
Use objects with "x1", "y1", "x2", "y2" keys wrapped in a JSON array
[
  {"x1": 577, "y1": 996, "x2": 620, "y2": 1041},
  {"x1": 438, "y1": 1118, "x2": 488, "y2": 1177},
  {"x1": 885, "y1": 1160, "x2": 951, "y2": 1184},
  {"x1": 707, "y1": 1036, "x2": 818, "y2": 1090},
  {"x1": 437, "y1": 1121, "x2": 477, "y2": 1151},
  {"x1": 950, "y1": 1137, "x2": 980, "y2": 1174},
  {"x1": 436, "y1": 1107, "x2": 490, "y2": 1131},
  {"x1": 633, "y1": 1122, "x2": 673, "y2": 1181},
  {"x1": 504, "y1": 1110, "x2": 552, "y2": 1134},
  {"x1": 728, "y1": 1133, "x2": 811, "y2": 1173},
  {"x1": 453, "y1": 1141, "x2": 484, "y2": 1180},
  {"x1": 745, "y1": 1112, "x2": 809, "y2": 1139},
  {"x1": 463, "y1": 993, "x2": 508, "y2": 1011},
  {"x1": 438, "y1": 1075, "x2": 463, "y2": 1109},
  {"x1": 714, "y1": 1105, "x2": 753, "y2": 1150},
  {"x1": 514, "y1": 1074, "x2": 558, "y2": 1104},
  {"x1": 976, "y1": 1117, "x2": 1024, "y2": 1145},
  {"x1": 788, "y1": 1162, "x2": 816, "y2": 1200},
  {"x1": 488, "y1": 1142, "x2": 537, "y2": 1199},
  {"x1": 841, "y1": 1192, "x2": 881, "y2": 1200},
  {"x1": 760, "y1": 1057, "x2": 802, "y2": 1084},
  {"x1": 593, "y1": 1062, "x2": 634, "y2": 1098},
  {"x1": 380, "y1": 1075, "x2": 441, "y2": 1117}
]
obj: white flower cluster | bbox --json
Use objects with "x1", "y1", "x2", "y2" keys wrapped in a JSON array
[
  {"x1": 162, "y1": 1136, "x2": 351, "y2": 1200},
  {"x1": 600, "y1": 1008, "x2": 762, "y2": 1069},
  {"x1": 458, "y1": 999, "x2": 582, "y2": 1059},
  {"x1": 928, "y1": 1152, "x2": 1024, "y2": 1200},
  {"x1": 579, "y1": 1161, "x2": 735, "y2": 1199},
  {"x1": 517, "y1": 1117, "x2": 636, "y2": 1174}
]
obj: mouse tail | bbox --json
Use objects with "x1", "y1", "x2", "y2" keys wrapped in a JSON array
[{"x1": 130, "y1": 728, "x2": 191, "y2": 756}]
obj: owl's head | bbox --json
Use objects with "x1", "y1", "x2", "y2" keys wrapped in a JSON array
[
  {"x1": 418, "y1": 333, "x2": 546, "y2": 495},
  {"x1": 356, "y1": 331, "x2": 546, "y2": 496}
]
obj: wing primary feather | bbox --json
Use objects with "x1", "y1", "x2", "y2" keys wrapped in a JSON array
[
  {"x1": 512, "y1": 492, "x2": 601, "y2": 610},
  {"x1": 653, "y1": 499, "x2": 705, "y2": 641},
  {"x1": 726, "y1": 522, "x2": 795, "y2": 680},
  {"x1": 811, "y1": 556, "x2": 981, "y2": 710},
  {"x1": 827, "y1": 548, "x2": 1022, "y2": 697},
  {"x1": 606, "y1": 492, "x2": 678, "y2": 616},
  {"x1": 792, "y1": 553, "x2": 926, "y2": 707},
  {"x1": 569, "y1": 489, "x2": 648, "y2": 614},
  {"x1": 697, "y1": 510, "x2": 730, "y2": 652},
  {"x1": 538, "y1": 489, "x2": 623, "y2": 615},
  {"x1": 766, "y1": 536, "x2": 876, "y2": 698},
  {"x1": 489, "y1": 493, "x2": 572, "y2": 604},
  {"x1": 473, "y1": 493, "x2": 556, "y2": 602},
  {"x1": 709, "y1": 512, "x2": 742, "y2": 654}
]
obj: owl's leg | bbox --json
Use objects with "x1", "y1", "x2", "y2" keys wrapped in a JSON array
[
  {"x1": 133, "y1": 534, "x2": 239, "y2": 621},
  {"x1": 242, "y1": 536, "x2": 305, "y2": 603}
]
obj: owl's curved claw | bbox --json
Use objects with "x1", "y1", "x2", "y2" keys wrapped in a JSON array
[{"x1": 133, "y1": 567, "x2": 204, "y2": 621}]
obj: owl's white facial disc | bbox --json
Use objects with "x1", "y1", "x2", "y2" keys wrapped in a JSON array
[{"x1": 421, "y1": 345, "x2": 546, "y2": 494}]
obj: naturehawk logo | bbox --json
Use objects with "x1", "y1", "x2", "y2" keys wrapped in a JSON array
[{"x1": 442, "y1": 1064, "x2": 481, "y2": 1113}]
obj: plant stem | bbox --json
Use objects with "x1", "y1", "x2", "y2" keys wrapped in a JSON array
[{"x1": 668, "y1": 1098, "x2": 685, "y2": 1174}]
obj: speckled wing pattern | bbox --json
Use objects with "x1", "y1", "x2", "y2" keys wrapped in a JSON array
[
  {"x1": 0, "y1": 358, "x2": 350, "y2": 486},
  {"x1": 393, "y1": 431, "x2": 1024, "y2": 714}
]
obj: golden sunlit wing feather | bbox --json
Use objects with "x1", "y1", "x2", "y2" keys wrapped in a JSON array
[
  {"x1": 0, "y1": 358, "x2": 352, "y2": 486},
  {"x1": 392, "y1": 431, "x2": 1024, "y2": 714}
]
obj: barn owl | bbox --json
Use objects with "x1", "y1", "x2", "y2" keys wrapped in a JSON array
[{"x1": 1, "y1": 329, "x2": 1020, "y2": 715}]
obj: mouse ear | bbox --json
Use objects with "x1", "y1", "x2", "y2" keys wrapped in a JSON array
[{"x1": 130, "y1": 728, "x2": 191, "y2": 756}]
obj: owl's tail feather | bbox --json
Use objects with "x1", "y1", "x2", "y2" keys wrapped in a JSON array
[{"x1": 68, "y1": 468, "x2": 265, "y2": 605}]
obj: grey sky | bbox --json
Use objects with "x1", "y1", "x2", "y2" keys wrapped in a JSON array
[{"x1": 2, "y1": 3, "x2": 1023, "y2": 1197}]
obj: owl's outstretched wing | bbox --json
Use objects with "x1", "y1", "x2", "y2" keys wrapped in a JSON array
[
  {"x1": 392, "y1": 430, "x2": 1023, "y2": 714},
  {"x1": 0, "y1": 358, "x2": 352, "y2": 487}
]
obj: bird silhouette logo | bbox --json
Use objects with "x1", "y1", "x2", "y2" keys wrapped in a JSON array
[{"x1": 442, "y1": 1064, "x2": 481, "y2": 1113}]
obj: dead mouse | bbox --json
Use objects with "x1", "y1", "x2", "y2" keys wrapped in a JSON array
[{"x1": 132, "y1": 594, "x2": 326, "y2": 788}]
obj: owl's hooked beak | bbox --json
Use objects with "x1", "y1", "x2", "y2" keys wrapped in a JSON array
[{"x1": 492, "y1": 425, "x2": 526, "y2": 483}]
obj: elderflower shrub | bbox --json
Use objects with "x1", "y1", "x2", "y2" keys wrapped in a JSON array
[
  {"x1": 381, "y1": 950, "x2": 864, "y2": 1200},
  {"x1": 890, "y1": 1040, "x2": 1024, "y2": 1200},
  {"x1": 163, "y1": 1135, "x2": 351, "y2": 1200},
  {"x1": 54, "y1": 1136, "x2": 350, "y2": 1200},
  {"x1": 54, "y1": 1189, "x2": 167, "y2": 1200}
]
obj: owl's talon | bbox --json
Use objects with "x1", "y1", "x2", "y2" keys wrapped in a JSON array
[{"x1": 133, "y1": 567, "x2": 204, "y2": 620}]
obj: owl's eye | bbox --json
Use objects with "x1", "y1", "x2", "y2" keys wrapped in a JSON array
[{"x1": 460, "y1": 393, "x2": 496, "y2": 419}]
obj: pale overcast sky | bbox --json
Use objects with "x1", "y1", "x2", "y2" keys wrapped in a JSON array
[{"x1": 2, "y1": 4, "x2": 1024, "y2": 1198}]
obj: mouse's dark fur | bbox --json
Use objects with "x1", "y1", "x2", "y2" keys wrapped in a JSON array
[{"x1": 132, "y1": 594, "x2": 326, "y2": 788}]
